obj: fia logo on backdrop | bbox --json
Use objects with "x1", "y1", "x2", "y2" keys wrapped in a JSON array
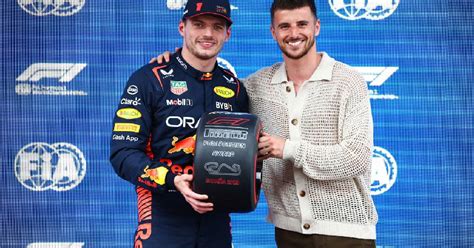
[
  {"x1": 370, "y1": 146, "x2": 397, "y2": 195},
  {"x1": 17, "y1": 0, "x2": 86, "y2": 16},
  {"x1": 16, "y1": 63, "x2": 88, "y2": 96},
  {"x1": 14, "y1": 142, "x2": 86, "y2": 191},
  {"x1": 329, "y1": 0, "x2": 399, "y2": 20}
]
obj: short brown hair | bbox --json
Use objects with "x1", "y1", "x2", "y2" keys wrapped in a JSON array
[{"x1": 271, "y1": 0, "x2": 318, "y2": 23}]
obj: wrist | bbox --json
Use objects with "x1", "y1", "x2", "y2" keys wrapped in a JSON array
[{"x1": 167, "y1": 172, "x2": 178, "y2": 191}]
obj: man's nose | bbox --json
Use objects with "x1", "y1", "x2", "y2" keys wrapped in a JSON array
[
  {"x1": 289, "y1": 26, "x2": 299, "y2": 38},
  {"x1": 203, "y1": 26, "x2": 214, "y2": 37}
]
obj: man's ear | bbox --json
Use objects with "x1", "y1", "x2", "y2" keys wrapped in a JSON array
[
  {"x1": 270, "y1": 25, "x2": 276, "y2": 40},
  {"x1": 178, "y1": 20, "x2": 185, "y2": 37},
  {"x1": 225, "y1": 27, "x2": 231, "y2": 42},
  {"x1": 314, "y1": 19, "x2": 321, "y2": 37}
]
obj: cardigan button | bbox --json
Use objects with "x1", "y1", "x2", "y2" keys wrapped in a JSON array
[
  {"x1": 286, "y1": 86, "x2": 291, "y2": 92},
  {"x1": 303, "y1": 223, "x2": 310, "y2": 230},
  {"x1": 291, "y1": 119, "x2": 298, "y2": 126},
  {"x1": 299, "y1": 191, "x2": 306, "y2": 197}
]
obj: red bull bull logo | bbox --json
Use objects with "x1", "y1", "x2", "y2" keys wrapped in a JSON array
[
  {"x1": 140, "y1": 165, "x2": 169, "y2": 186},
  {"x1": 168, "y1": 135, "x2": 196, "y2": 155}
]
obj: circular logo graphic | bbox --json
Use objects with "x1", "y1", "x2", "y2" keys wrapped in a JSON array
[
  {"x1": 365, "y1": 0, "x2": 400, "y2": 20},
  {"x1": 127, "y1": 85, "x2": 139, "y2": 95},
  {"x1": 370, "y1": 146, "x2": 397, "y2": 195},
  {"x1": 14, "y1": 142, "x2": 86, "y2": 191},
  {"x1": 328, "y1": 0, "x2": 399, "y2": 21},
  {"x1": 328, "y1": 0, "x2": 370, "y2": 20},
  {"x1": 167, "y1": 0, "x2": 187, "y2": 10},
  {"x1": 17, "y1": 0, "x2": 85, "y2": 17}
]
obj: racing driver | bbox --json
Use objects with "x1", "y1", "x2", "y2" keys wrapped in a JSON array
[{"x1": 109, "y1": 0, "x2": 248, "y2": 247}]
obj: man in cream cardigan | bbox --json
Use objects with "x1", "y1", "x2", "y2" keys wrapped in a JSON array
[
  {"x1": 248, "y1": 0, "x2": 378, "y2": 247},
  {"x1": 151, "y1": 0, "x2": 377, "y2": 246}
]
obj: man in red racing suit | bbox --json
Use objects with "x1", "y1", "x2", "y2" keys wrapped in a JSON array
[{"x1": 109, "y1": 0, "x2": 248, "y2": 247}]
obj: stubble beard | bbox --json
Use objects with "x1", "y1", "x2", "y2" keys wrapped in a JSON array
[
  {"x1": 187, "y1": 39, "x2": 221, "y2": 61},
  {"x1": 280, "y1": 37, "x2": 315, "y2": 60}
]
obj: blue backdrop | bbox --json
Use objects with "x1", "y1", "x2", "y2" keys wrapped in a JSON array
[{"x1": 1, "y1": 0, "x2": 473, "y2": 247}]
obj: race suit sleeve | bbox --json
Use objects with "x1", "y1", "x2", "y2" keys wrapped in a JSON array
[
  {"x1": 110, "y1": 69, "x2": 176, "y2": 192},
  {"x1": 284, "y1": 74, "x2": 373, "y2": 181}
]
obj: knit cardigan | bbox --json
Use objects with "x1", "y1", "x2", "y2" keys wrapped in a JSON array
[{"x1": 243, "y1": 53, "x2": 378, "y2": 240}]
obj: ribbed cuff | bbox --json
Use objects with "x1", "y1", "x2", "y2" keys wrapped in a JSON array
[{"x1": 165, "y1": 172, "x2": 177, "y2": 191}]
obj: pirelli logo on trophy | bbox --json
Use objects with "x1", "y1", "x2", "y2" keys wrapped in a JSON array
[
  {"x1": 204, "y1": 128, "x2": 248, "y2": 140},
  {"x1": 193, "y1": 112, "x2": 262, "y2": 213}
]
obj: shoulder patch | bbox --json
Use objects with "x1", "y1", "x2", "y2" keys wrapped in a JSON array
[{"x1": 151, "y1": 65, "x2": 169, "y2": 89}]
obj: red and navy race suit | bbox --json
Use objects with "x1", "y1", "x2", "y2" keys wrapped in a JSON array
[{"x1": 110, "y1": 50, "x2": 248, "y2": 248}]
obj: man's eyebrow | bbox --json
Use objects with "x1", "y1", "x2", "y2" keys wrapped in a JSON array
[
  {"x1": 277, "y1": 22, "x2": 290, "y2": 27},
  {"x1": 190, "y1": 19, "x2": 204, "y2": 24},
  {"x1": 214, "y1": 21, "x2": 226, "y2": 26},
  {"x1": 297, "y1": 20, "x2": 309, "y2": 24}
]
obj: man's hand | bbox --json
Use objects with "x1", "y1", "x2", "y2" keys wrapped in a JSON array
[
  {"x1": 149, "y1": 48, "x2": 179, "y2": 64},
  {"x1": 174, "y1": 174, "x2": 214, "y2": 214},
  {"x1": 258, "y1": 132, "x2": 286, "y2": 160}
]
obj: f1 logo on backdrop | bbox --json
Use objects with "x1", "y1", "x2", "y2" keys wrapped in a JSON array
[
  {"x1": 329, "y1": 0, "x2": 400, "y2": 20},
  {"x1": 16, "y1": 63, "x2": 88, "y2": 96},
  {"x1": 14, "y1": 142, "x2": 86, "y2": 191},
  {"x1": 17, "y1": 63, "x2": 86, "y2": 83},
  {"x1": 354, "y1": 66, "x2": 399, "y2": 100},
  {"x1": 370, "y1": 146, "x2": 397, "y2": 195},
  {"x1": 17, "y1": 0, "x2": 86, "y2": 16}
]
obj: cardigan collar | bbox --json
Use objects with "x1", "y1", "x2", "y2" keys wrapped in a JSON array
[{"x1": 271, "y1": 52, "x2": 336, "y2": 85}]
